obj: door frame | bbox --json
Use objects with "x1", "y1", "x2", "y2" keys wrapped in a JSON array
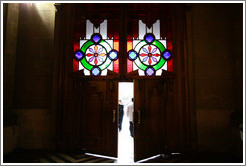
[{"x1": 53, "y1": 3, "x2": 195, "y2": 155}]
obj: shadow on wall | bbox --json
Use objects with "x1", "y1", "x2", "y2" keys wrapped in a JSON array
[{"x1": 3, "y1": 3, "x2": 56, "y2": 155}]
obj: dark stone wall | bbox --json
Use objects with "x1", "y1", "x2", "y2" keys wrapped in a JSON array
[
  {"x1": 189, "y1": 3, "x2": 243, "y2": 154},
  {"x1": 3, "y1": 3, "x2": 56, "y2": 154},
  {"x1": 3, "y1": 3, "x2": 20, "y2": 155},
  {"x1": 14, "y1": 3, "x2": 55, "y2": 109},
  {"x1": 3, "y1": 3, "x2": 19, "y2": 126}
]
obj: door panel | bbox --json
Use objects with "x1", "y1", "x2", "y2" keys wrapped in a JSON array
[
  {"x1": 134, "y1": 79, "x2": 168, "y2": 162},
  {"x1": 80, "y1": 80, "x2": 118, "y2": 157}
]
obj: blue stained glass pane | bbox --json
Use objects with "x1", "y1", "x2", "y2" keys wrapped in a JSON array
[
  {"x1": 145, "y1": 34, "x2": 154, "y2": 43},
  {"x1": 92, "y1": 35, "x2": 101, "y2": 43},
  {"x1": 146, "y1": 68, "x2": 155, "y2": 76},
  {"x1": 109, "y1": 51, "x2": 118, "y2": 60},
  {"x1": 92, "y1": 67, "x2": 101, "y2": 76},
  {"x1": 128, "y1": 51, "x2": 137, "y2": 60},
  {"x1": 75, "y1": 52, "x2": 83, "y2": 60},
  {"x1": 163, "y1": 51, "x2": 171, "y2": 60}
]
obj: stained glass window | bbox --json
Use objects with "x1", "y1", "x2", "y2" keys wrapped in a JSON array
[
  {"x1": 73, "y1": 20, "x2": 119, "y2": 76},
  {"x1": 127, "y1": 20, "x2": 173, "y2": 76}
]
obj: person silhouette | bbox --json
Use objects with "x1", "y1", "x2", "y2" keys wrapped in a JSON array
[
  {"x1": 118, "y1": 100, "x2": 124, "y2": 132},
  {"x1": 127, "y1": 98, "x2": 134, "y2": 137}
]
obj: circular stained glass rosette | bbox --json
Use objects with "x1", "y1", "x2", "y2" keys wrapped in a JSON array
[
  {"x1": 139, "y1": 44, "x2": 161, "y2": 66},
  {"x1": 85, "y1": 45, "x2": 107, "y2": 66},
  {"x1": 79, "y1": 34, "x2": 117, "y2": 76},
  {"x1": 132, "y1": 36, "x2": 167, "y2": 75}
]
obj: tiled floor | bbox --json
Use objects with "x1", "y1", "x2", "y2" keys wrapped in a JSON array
[
  {"x1": 3, "y1": 148, "x2": 243, "y2": 163},
  {"x1": 3, "y1": 150, "x2": 116, "y2": 163}
]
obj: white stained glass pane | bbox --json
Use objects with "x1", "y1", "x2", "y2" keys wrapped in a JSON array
[
  {"x1": 159, "y1": 40, "x2": 167, "y2": 48},
  {"x1": 84, "y1": 68, "x2": 90, "y2": 76},
  {"x1": 100, "y1": 20, "x2": 107, "y2": 39},
  {"x1": 86, "y1": 20, "x2": 93, "y2": 39},
  {"x1": 133, "y1": 62, "x2": 138, "y2": 71},
  {"x1": 108, "y1": 61, "x2": 113, "y2": 71},
  {"x1": 155, "y1": 69, "x2": 162, "y2": 76},
  {"x1": 80, "y1": 40, "x2": 87, "y2": 48},
  {"x1": 139, "y1": 20, "x2": 145, "y2": 40},
  {"x1": 133, "y1": 40, "x2": 140, "y2": 49},
  {"x1": 153, "y1": 20, "x2": 160, "y2": 39},
  {"x1": 163, "y1": 61, "x2": 167, "y2": 71},
  {"x1": 94, "y1": 27, "x2": 99, "y2": 33},
  {"x1": 146, "y1": 27, "x2": 152, "y2": 33},
  {"x1": 101, "y1": 69, "x2": 107, "y2": 76},
  {"x1": 105, "y1": 40, "x2": 113, "y2": 49},
  {"x1": 138, "y1": 69, "x2": 145, "y2": 76},
  {"x1": 79, "y1": 61, "x2": 84, "y2": 71}
]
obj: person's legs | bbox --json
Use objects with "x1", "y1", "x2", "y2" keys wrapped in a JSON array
[
  {"x1": 119, "y1": 109, "x2": 124, "y2": 131},
  {"x1": 119, "y1": 115, "x2": 123, "y2": 131},
  {"x1": 129, "y1": 121, "x2": 134, "y2": 137}
]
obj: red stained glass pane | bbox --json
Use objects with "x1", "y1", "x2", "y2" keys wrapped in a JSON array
[
  {"x1": 127, "y1": 60, "x2": 133, "y2": 73},
  {"x1": 113, "y1": 39, "x2": 119, "y2": 73},
  {"x1": 114, "y1": 59, "x2": 119, "y2": 73},
  {"x1": 167, "y1": 38, "x2": 173, "y2": 72},
  {"x1": 127, "y1": 40, "x2": 133, "y2": 73},
  {"x1": 167, "y1": 40, "x2": 172, "y2": 51},
  {"x1": 73, "y1": 59, "x2": 79, "y2": 72},
  {"x1": 167, "y1": 58, "x2": 173, "y2": 72},
  {"x1": 73, "y1": 41, "x2": 80, "y2": 72},
  {"x1": 74, "y1": 41, "x2": 79, "y2": 51}
]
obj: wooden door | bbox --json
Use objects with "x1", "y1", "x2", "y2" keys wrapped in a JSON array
[
  {"x1": 79, "y1": 79, "x2": 118, "y2": 157},
  {"x1": 134, "y1": 79, "x2": 168, "y2": 162}
]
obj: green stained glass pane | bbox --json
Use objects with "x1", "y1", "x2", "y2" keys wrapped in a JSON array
[
  {"x1": 99, "y1": 58, "x2": 111, "y2": 70},
  {"x1": 134, "y1": 41, "x2": 147, "y2": 52},
  {"x1": 153, "y1": 40, "x2": 165, "y2": 52},
  {"x1": 100, "y1": 40, "x2": 112, "y2": 52},
  {"x1": 153, "y1": 58, "x2": 165, "y2": 70},
  {"x1": 134, "y1": 58, "x2": 148, "y2": 70},
  {"x1": 81, "y1": 58, "x2": 93, "y2": 70},
  {"x1": 81, "y1": 41, "x2": 93, "y2": 53}
]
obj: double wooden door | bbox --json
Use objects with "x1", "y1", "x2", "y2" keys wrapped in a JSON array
[{"x1": 70, "y1": 78, "x2": 171, "y2": 162}]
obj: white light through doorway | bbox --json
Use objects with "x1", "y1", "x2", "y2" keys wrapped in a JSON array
[{"x1": 118, "y1": 82, "x2": 134, "y2": 163}]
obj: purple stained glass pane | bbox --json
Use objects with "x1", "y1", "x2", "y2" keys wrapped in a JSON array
[
  {"x1": 89, "y1": 48, "x2": 94, "y2": 53},
  {"x1": 151, "y1": 57, "x2": 157, "y2": 62},
  {"x1": 163, "y1": 51, "x2": 171, "y2": 60},
  {"x1": 92, "y1": 35, "x2": 101, "y2": 43},
  {"x1": 143, "y1": 57, "x2": 148, "y2": 62},
  {"x1": 146, "y1": 68, "x2": 155, "y2": 76},
  {"x1": 75, "y1": 52, "x2": 83, "y2": 60},
  {"x1": 89, "y1": 57, "x2": 94, "y2": 62},
  {"x1": 145, "y1": 34, "x2": 154, "y2": 43},
  {"x1": 92, "y1": 67, "x2": 101, "y2": 76}
]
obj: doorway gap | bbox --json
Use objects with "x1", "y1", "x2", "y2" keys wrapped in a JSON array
[{"x1": 117, "y1": 82, "x2": 134, "y2": 163}]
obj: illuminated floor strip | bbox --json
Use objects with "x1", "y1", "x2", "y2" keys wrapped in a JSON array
[
  {"x1": 136, "y1": 154, "x2": 161, "y2": 163},
  {"x1": 85, "y1": 153, "x2": 117, "y2": 160}
]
